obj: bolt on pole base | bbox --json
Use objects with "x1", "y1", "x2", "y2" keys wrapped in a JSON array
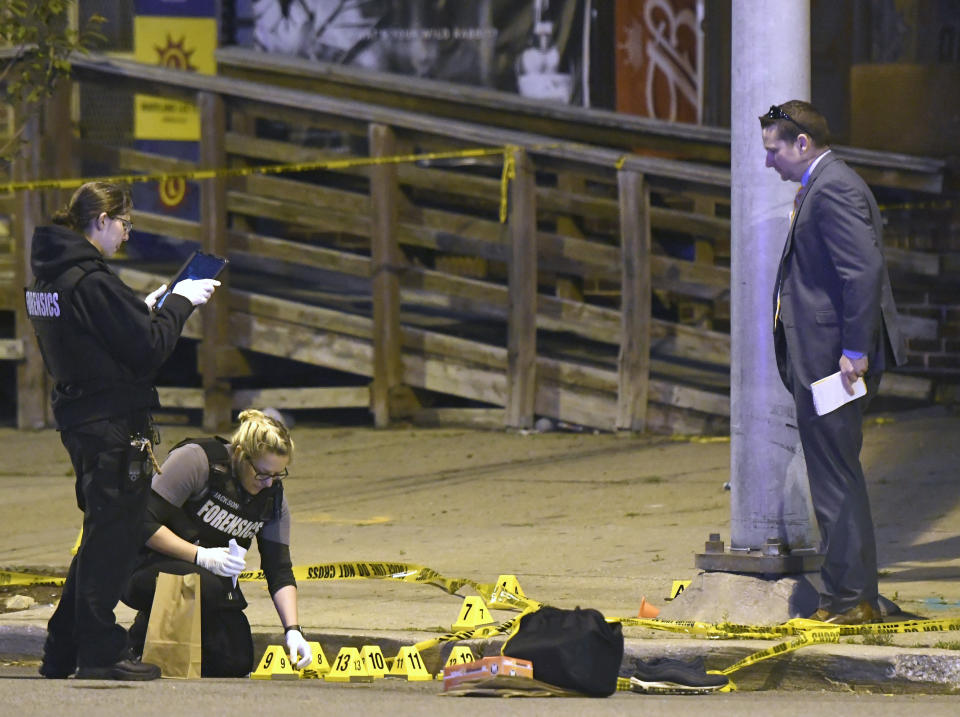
[{"x1": 694, "y1": 533, "x2": 823, "y2": 575}]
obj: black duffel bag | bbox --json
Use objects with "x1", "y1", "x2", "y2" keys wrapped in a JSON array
[{"x1": 502, "y1": 606, "x2": 624, "y2": 696}]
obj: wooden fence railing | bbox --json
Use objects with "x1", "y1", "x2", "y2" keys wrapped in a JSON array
[{"x1": 0, "y1": 53, "x2": 937, "y2": 432}]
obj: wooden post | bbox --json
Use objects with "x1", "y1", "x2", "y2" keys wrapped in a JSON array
[
  {"x1": 12, "y1": 110, "x2": 47, "y2": 429},
  {"x1": 368, "y1": 123, "x2": 402, "y2": 428},
  {"x1": 505, "y1": 148, "x2": 537, "y2": 429},
  {"x1": 198, "y1": 92, "x2": 232, "y2": 432},
  {"x1": 616, "y1": 169, "x2": 651, "y2": 432}
]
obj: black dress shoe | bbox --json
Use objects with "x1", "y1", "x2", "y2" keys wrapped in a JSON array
[{"x1": 76, "y1": 658, "x2": 161, "y2": 681}]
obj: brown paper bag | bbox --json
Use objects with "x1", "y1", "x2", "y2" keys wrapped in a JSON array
[{"x1": 141, "y1": 572, "x2": 202, "y2": 678}]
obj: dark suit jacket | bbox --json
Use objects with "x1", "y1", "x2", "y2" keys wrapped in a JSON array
[{"x1": 772, "y1": 152, "x2": 905, "y2": 392}]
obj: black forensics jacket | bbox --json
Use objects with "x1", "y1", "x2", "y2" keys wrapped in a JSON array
[{"x1": 26, "y1": 224, "x2": 194, "y2": 428}]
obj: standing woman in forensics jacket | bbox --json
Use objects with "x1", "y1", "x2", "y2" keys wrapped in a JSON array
[{"x1": 25, "y1": 181, "x2": 220, "y2": 680}]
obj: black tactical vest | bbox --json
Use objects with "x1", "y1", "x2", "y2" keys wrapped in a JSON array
[{"x1": 177, "y1": 438, "x2": 282, "y2": 551}]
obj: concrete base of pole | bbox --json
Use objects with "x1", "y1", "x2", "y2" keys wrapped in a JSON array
[{"x1": 657, "y1": 572, "x2": 902, "y2": 625}]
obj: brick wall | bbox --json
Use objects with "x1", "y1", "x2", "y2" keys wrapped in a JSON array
[
  {"x1": 887, "y1": 207, "x2": 960, "y2": 382},
  {"x1": 896, "y1": 289, "x2": 960, "y2": 373}
]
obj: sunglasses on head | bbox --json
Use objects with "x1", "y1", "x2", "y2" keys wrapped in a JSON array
[{"x1": 764, "y1": 105, "x2": 815, "y2": 139}]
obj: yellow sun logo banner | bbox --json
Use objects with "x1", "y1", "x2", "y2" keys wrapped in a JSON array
[{"x1": 134, "y1": 15, "x2": 217, "y2": 140}]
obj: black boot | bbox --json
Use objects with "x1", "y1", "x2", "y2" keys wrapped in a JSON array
[
  {"x1": 127, "y1": 610, "x2": 149, "y2": 659},
  {"x1": 76, "y1": 650, "x2": 161, "y2": 681},
  {"x1": 39, "y1": 633, "x2": 77, "y2": 679}
]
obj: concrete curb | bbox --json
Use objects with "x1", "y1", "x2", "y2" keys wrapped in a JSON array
[{"x1": 3, "y1": 624, "x2": 959, "y2": 693}]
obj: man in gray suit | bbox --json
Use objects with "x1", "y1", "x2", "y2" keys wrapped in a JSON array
[{"x1": 760, "y1": 100, "x2": 905, "y2": 625}]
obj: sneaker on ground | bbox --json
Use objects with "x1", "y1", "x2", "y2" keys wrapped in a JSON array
[
  {"x1": 629, "y1": 657, "x2": 729, "y2": 695},
  {"x1": 76, "y1": 658, "x2": 161, "y2": 681}
]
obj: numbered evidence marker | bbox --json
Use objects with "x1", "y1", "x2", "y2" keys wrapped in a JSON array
[
  {"x1": 388, "y1": 645, "x2": 433, "y2": 681},
  {"x1": 488, "y1": 574, "x2": 526, "y2": 609},
  {"x1": 251, "y1": 645, "x2": 300, "y2": 680},
  {"x1": 445, "y1": 645, "x2": 476, "y2": 668},
  {"x1": 451, "y1": 595, "x2": 496, "y2": 632},
  {"x1": 360, "y1": 645, "x2": 387, "y2": 679},
  {"x1": 668, "y1": 580, "x2": 692, "y2": 601},
  {"x1": 298, "y1": 642, "x2": 331, "y2": 679},
  {"x1": 437, "y1": 645, "x2": 476, "y2": 679},
  {"x1": 324, "y1": 647, "x2": 373, "y2": 683}
]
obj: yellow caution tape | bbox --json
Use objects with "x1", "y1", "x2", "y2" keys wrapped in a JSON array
[
  {"x1": 0, "y1": 570, "x2": 66, "y2": 587},
  {"x1": 238, "y1": 560, "x2": 544, "y2": 614},
  {"x1": 0, "y1": 142, "x2": 556, "y2": 225},
  {"x1": 717, "y1": 628, "x2": 841, "y2": 676},
  {"x1": 0, "y1": 147, "x2": 506, "y2": 194},
  {"x1": 618, "y1": 614, "x2": 960, "y2": 641},
  {"x1": 617, "y1": 615, "x2": 960, "y2": 679},
  {"x1": 0, "y1": 146, "x2": 516, "y2": 223},
  {"x1": 668, "y1": 434, "x2": 730, "y2": 444},
  {"x1": 499, "y1": 146, "x2": 517, "y2": 223},
  {"x1": 7, "y1": 561, "x2": 959, "y2": 684}
]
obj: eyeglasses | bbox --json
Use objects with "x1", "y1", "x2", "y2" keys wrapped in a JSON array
[
  {"x1": 245, "y1": 456, "x2": 288, "y2": 482},
  {"x1": 764, "y1": 105, "x2": 815, "y2": 139},
  {"x1": 113, "y1": 216, "x2": 133, "y2": 233}
]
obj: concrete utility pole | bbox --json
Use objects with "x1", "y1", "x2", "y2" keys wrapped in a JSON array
[{"x1": 724, "y1": 0, "x2": 819, "y2": 560}]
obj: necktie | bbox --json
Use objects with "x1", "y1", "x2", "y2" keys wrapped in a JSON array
[
  {"x1": 789, "y1": 183, "x2": 805, "y2": 223},
  {"x1": 776, "y1": 184, "x2": 806, "y2": 329}
]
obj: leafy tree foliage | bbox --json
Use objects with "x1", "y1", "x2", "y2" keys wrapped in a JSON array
[{"x1": 1, "y1": 0, "x2": 105, "y2": 165}]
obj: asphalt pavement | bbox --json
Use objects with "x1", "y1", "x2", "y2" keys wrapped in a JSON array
[{"x1": 1, "y1": 405, "x2": 959, "y2": 694}]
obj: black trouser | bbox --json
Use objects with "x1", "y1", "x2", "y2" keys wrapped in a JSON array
[
  {"x1": 43, "y1": 413, "x2": 152, "y2": 670},
  {"x1": 124, "y1": 557, "x2": 252, "y2": 677},
  {"x1": 791, "y1": 372, "x2": 883, "y2": 614}
]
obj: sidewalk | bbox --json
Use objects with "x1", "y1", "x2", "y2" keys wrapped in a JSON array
[{"x1": 2, "y1": 406, "x2": 959, "y2": 691}]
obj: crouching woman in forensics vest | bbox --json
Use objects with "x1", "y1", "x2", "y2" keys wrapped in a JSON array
[{"x1": 123, "y1": 410, "x2": 312, "y2": 676}]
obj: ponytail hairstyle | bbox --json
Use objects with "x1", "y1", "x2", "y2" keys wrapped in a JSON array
[
  {"x1": 231, "y1": 409, "x2": 294, "y2": 463},
  {"x1": 52, "y1": 181, "x2": 132, "y2": 235}
]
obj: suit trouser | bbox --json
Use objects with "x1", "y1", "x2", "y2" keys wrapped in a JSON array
[
  {"x1": 790, "y1": 373, "x2": 882, "y2": 613},
  {"x1": 43, "y1": 413, "x2": 152, "y2": 669}
]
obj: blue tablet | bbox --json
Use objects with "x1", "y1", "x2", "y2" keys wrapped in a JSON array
[{"x1": 154, "y1": 251, "x2": 228, "y2": 310}]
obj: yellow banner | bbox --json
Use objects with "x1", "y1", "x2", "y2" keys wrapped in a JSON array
[{"x1": 134, "y1": 17, "x2": 217, "y2": 140}]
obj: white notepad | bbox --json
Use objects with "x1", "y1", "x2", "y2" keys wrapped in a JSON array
[{"x1": 810, "y1": 371, "x2": 867, "y2": 416}]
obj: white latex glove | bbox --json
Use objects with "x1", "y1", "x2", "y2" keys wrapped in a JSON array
[
  {"x1": 228, "y1": 538, "x2": 247, "y2": 588},
  {"x1": 144, "y1": 284, "x2": 168, "y2": 311},
  {"x1": 285, "y1": 629, "x2": 312, "y2": 669},
  {"x1": 195, "y1": 545, "x2": 245, "y2": 578},
  {"x1": 171, "y1": 278, "x2": 221, "y2": 307}
]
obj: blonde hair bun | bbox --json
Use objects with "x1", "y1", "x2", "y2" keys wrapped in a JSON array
[{"x1": 232, "y1": 409, "x2": 294, "y2": 461}]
